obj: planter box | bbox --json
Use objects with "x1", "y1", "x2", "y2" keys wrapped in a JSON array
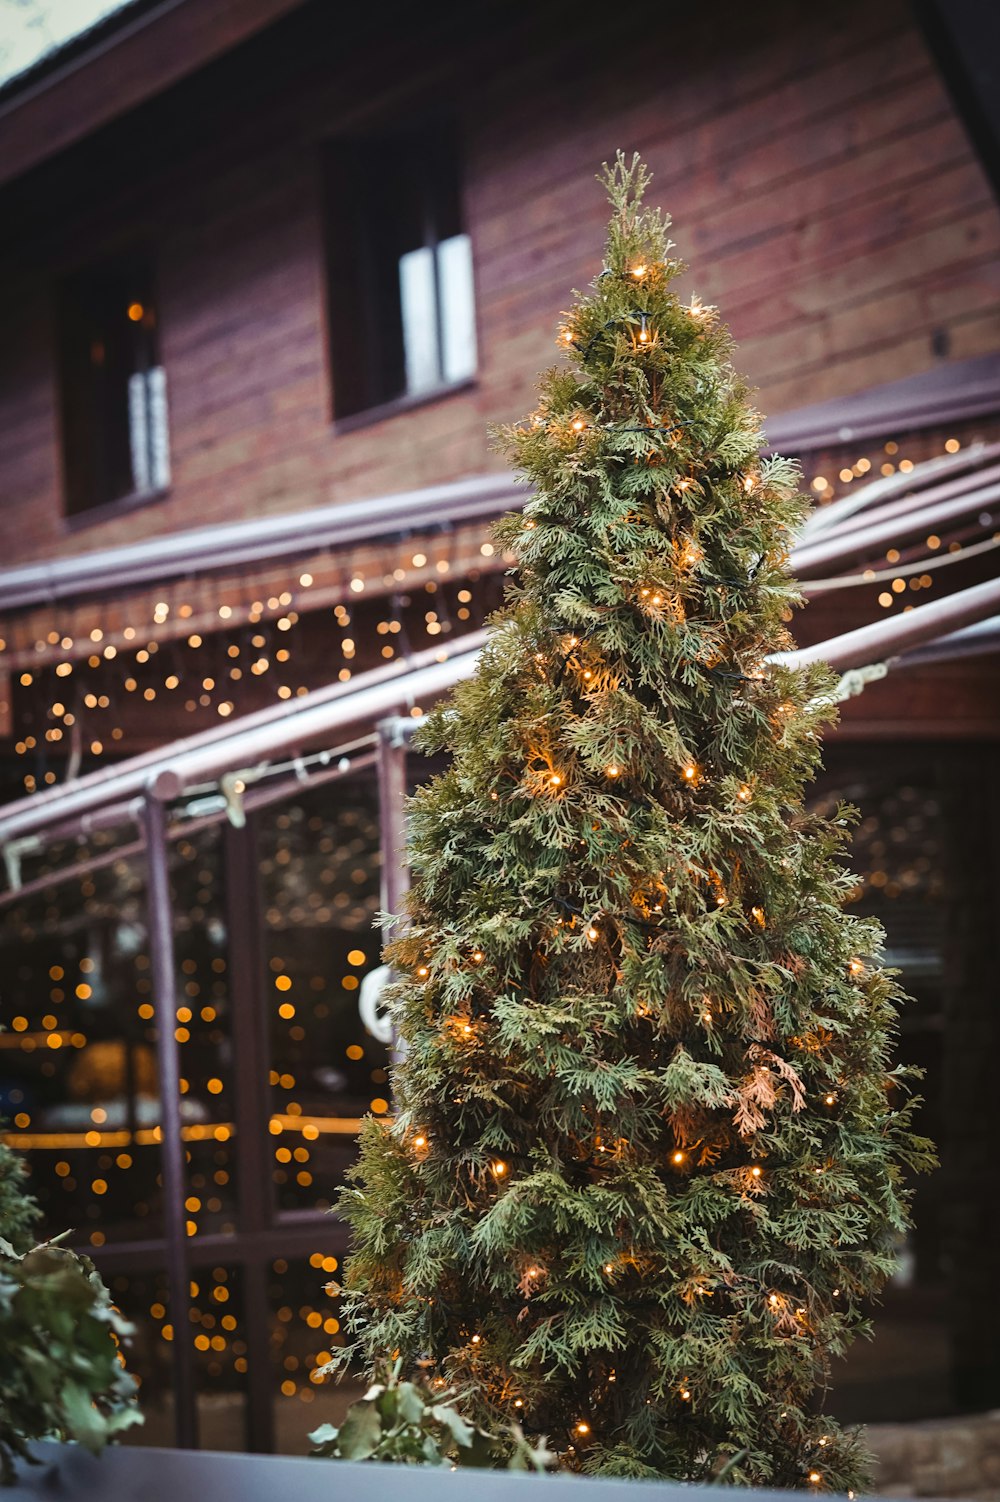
[{"x1": 8, "y1": 1443, "x2": 834, "y2": 1502}]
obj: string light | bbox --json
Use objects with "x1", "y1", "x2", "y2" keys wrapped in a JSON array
[
  {"x1": 671, "y1": 1150, "x2": 685, "y2": 1165},
  {"x1": 606, "y1": 764, "x2": 620, "y2": 778},
  {"x1": 491, "y1": 1160, "x2": 507, "y2": 1178},
  {"x1": 575, "y1": 1422, "x2": 590, "y2": 1436},
  {"x1": 737, "y1": 784, "x2": 752, "y2": 803}
]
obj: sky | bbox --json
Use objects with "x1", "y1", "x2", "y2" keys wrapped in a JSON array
[{"x1": 0, "y1": 0, "x2": 131, "y2": 88}]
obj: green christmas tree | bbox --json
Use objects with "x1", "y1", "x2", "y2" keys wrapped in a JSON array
[{"x1": 335, "y1": 155, "x2": 932, "y2": 1487}]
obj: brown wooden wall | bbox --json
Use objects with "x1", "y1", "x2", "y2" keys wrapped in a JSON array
[{"x1": 0, "y1": 0, "x2": 997, "y2": 570}]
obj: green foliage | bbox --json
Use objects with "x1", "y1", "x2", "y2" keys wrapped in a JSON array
[
  {"x1": 0, "y1": 1138, "x2": 141, "y2": 1483},
  {"x1": 309, "y1": 1360, "x2": 554, "y2": 1470},
  {"x1": 334, "y1": 153, "x2": 934, "y2": 1487}
]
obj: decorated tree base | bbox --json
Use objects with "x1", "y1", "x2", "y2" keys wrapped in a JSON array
[{"x1": 331, "y1": 155, "x2": 933, "y2": 1487}]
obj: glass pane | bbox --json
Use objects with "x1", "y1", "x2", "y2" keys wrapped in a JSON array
[
  {"x1": 438, "y1": 232, "x2": 477, "y2": 385},
  {"x1": 812, "y1": 756, "x2": 948, "y2": 1422},
  {"x1": 258, "y1": 767, "x2": 389, "y2": 1216},
  {"x1": 0, "y1": 850, "x2": 166, "y2": 1248},
  {"x1": 269, "y1": 1252, "x2": 358, "y2": 1452},
  {"x1": 170, "y1": 823, "x2": 238, "y2": 1240},
  {"x1": 110, "y1": 1263, "x2": 249, "y2": 1451},
  {"x1": 399, "y1": 243, "x2": 439, "y2": 394},
  {"x1": 0, "y1": 816, "x2": 236, "y2": 1249}
]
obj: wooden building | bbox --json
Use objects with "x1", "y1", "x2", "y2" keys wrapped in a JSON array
[{"x1": 0, "y1": 0, "x2": 998, "y2": 1465}]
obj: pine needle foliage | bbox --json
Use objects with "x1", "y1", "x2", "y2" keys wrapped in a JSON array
[{"x1": 334, "y1": 154, "x2": 934, "y2": 1488}]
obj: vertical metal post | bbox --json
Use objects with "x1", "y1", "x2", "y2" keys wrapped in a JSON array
[
  {"x1": 376, "y1": 718, "x2": 409, "y2": 940},
  {"x1": 142, "y1": 789, "x2": 199, "y2": 1451},
  {"x1": 223, "y1": 813, "x2": 276, "y2": 1455}
]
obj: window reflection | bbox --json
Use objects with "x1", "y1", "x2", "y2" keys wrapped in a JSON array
[{"x1": 258, "y1": 768, "x2": 388, "y2": 1215}]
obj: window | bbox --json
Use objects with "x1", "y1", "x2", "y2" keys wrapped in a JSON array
[
  {"x1": 324, "y1": 121, "x2": 477, "y2": 421},
  {"x1": 58, "y1": 251, "x2": 170, "y2": 517}
]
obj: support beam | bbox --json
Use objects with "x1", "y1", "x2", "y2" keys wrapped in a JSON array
[
  {"x1": 782, "y1": 576, "x2": 1000, "y2": 672},
  {"x1": 141, "y1": 790, "x2": 199, "y2": 1451}
]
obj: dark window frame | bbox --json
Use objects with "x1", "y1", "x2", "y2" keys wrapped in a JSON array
[
  {"x1": 56, "y1": 246, "x2": 171, "y2": 524},
  {"x1": 322, "y1": 117, "x2": 478, "y2": 426}
]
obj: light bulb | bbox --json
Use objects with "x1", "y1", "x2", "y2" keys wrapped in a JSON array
[
  {"x1": 606, "y1": 764, "x2": 620, "y2": 778},
  {"x1": 549, "y1": 773, "x2": 562, "y2": 787},
  {"x1": 682, "y1": 764, "x2": 697, "y2": 781},
  {"x1": 672, "y1": 1150, "x2": 685, "y2": 1165},
  {"x1": 413, "y1": 1135, "x2": 427, "y2": 1149},
  {"x1": 737, "y1": 784, "x2": 752, "y2": 803},
  {"x1": 571, "y1": 418, "x2": 586, "y2": 432},
  {"x1": 576, "y1": 1422, "x2": 590, "y2": 1435},
  {"x1": 587, "y1": 926, "x2": 599, "y2": 941},
  {"x1": 631, "y1": 264, "x2": 647, "y2": 278},
  {"x1": 492, "y1": 1160, "x2": 507, "y2": 1177},
  {"x1": 751, "y1": 1166, "x2": 762, "y2": 1178}
]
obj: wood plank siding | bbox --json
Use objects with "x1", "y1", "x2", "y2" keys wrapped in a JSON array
[{"x1": 0, "y1": 0, "x2": 996, "y2": 571}]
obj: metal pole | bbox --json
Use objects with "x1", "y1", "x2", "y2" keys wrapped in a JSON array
[
  {"x1": 223, "y1": 814, "x2": 275, "y2": 1455},
  {"x1": 783, "y1": 574, "x2": 1000, "y2": 672},
  {"x1": 376, "y1": 720, "x2": 411, "y2": 1065},
  {"x1": 376, "y1": 719, "x2": 410, "y2": 939},
  {"x1": 792, "y1": 478, "x2": 1000, "y2": 577},
  {"x1": 142, "y1": 789, "x2": 199, "y2": 1450}
]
